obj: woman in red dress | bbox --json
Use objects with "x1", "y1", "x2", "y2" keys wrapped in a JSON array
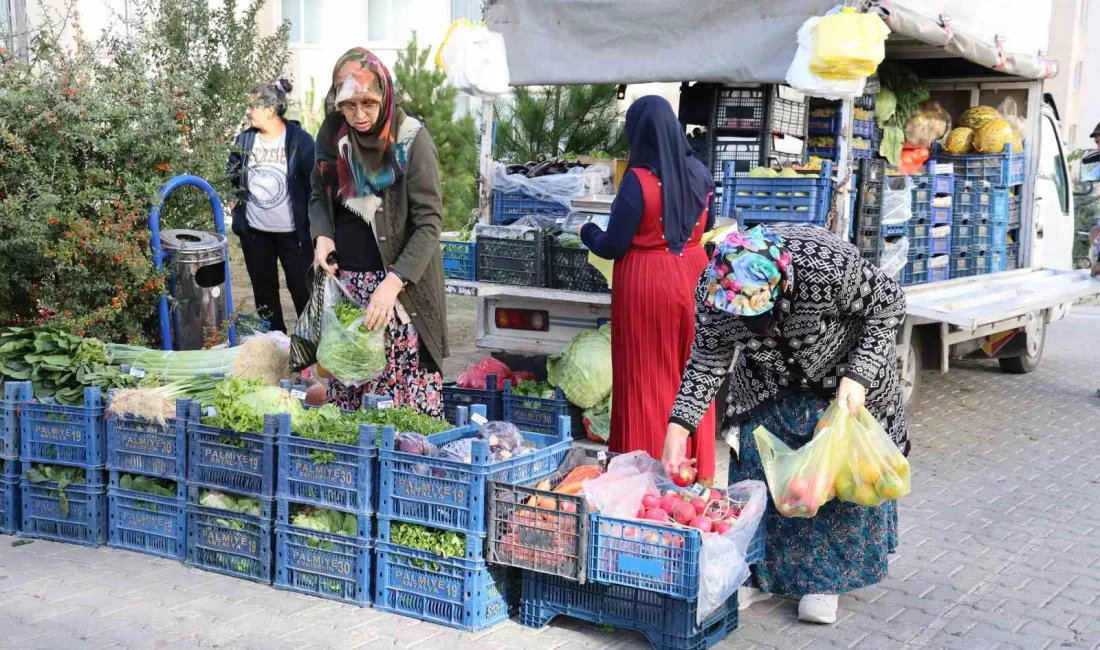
[{"x1": 581, "y1": 96, "x2": 718, "y2": 483}]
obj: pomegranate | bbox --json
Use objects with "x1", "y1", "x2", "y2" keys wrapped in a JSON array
[
  {"x1": 672, "y1": 502, "x2": 697, "y2": 526},
  {"x1": 672, "y1": 461, "x2": 698, "y2": 487},
  {"x1": 689, "y1": 517, "x2": 713, "y2": 533}
]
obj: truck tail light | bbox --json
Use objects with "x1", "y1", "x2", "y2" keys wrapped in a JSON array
[{"x1": 495, "y1": 308, "x2": 549, "y2": 332}]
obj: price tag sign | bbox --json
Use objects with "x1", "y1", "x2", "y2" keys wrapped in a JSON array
[
  {"x1": 596, "y1": 451, "x2": 608, "y2": 462},
  {"x1": 205, "y1": 406, "x2": 217, "y2": 418},
  {"x1": 690, "y1": 484, "x2": 707, "y2": 497},
  {"x1": 470, "y1": 413, "x2": 488, "y2": 426},
  {"x1": 129, "y1": 367, "x2": 146, "y2": 379},
  {"x1": 290, "y1": 389, "x2": 307, "y2": 401},
  {"x1": 375, "y1": 399, "x2": 395, "y2": 411}
]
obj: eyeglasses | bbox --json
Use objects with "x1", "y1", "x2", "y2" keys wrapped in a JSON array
[{"x1": 338, "y1": 100, "x2": 381, "y2": 117}]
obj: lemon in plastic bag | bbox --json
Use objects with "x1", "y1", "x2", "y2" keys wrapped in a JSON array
[
  {"x1": 830, "y1": 406, "x2": 911, "y2": 508},
  {"x1": 810, "y1": 8, "x2": 890, "y2": 80}
]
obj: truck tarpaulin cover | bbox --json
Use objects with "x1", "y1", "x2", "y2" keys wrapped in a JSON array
[{"x1": 485, "y1": 0, "x2": 1056, "y2": 85}]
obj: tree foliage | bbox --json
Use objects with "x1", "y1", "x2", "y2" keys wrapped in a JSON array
[{"x1": 494, "y1": 85, "x2": 628, "y2": 163}]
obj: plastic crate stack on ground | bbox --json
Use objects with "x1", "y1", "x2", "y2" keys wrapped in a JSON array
[
  {"x1": 722, "y1": 161, "x2": 836, "y2": 228},
  {"x1": 853, "y1": 159, "x2": 888, "y2": 266},
  {"x1": 951, "y1": 180, "x2": 995, "y2": 278},
  {"x1": 183, "y1": 399, "x2": 279, "y2": 584},
  {"x1": 0, "y1": 381, "x2": 32, "y2": 535},
  {"x1": 105, "y1": 393, "x2": 189, "y2": 560},
  {"x1": 709, "y1": 85, "x2": 809, "y2": 216},
  {"x1": 806, "y1": 94, "x2": 881, "y2": 163},
  {"x1": 18, "y1": 385, "x2": 109, "y2": 547},
  {"x1": 902, "y1": 170, "x2": 955, "y2": 285},
  {"x1": 375, "y1": 405, "x2": 572, "y2": 631},
  {"x1": 443, "y1": 373, "x2": 504, "y2": 425}
]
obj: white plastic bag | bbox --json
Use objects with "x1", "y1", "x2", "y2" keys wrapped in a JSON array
[
  {"x1": 997, "y1": 97, "x2": 1027, "y2": 145},
  {"x1": 786, "y1": 16, "x2": 868, "y2": 100},
  {"x1": 492, "y1": 163, "x2": 612, "y2": 209},
  {"x1": 435, "y1": 20, "x2": 510, "y2": 98},
  {"x1": 882, "y1": 176, "x2": 914, "y2": 226},
  {"x1": 880, "y1": 236, "x2": 909, "y2": 279},
  {"x1": 582, "y1": 451, "x2": 662, "y2": 519},
  {"x1": 696, "y1": 480, "x2": 768, "y2": 624}
]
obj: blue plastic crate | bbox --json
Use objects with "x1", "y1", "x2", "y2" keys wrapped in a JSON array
[
  {"x1": 910, "y1": 174, "x2": 955, "y2": 198},
  {"x1": 991, "y1": 221, "x2": 1008, "y2": 250},
  {"x1": 991, "y1": 247, "x2": 1008, "y2": 273},
  {"x1": 806, "y1": 111, "x2": 840, "y2": 134},
  {"x1": 1006, "y1": 243, "x2": 1021, "y2": 270},
  {"x1": 953, "y1": 188, "x2": 994, "y2": 220},
  {"x1": 937, "y1": 149, "x2": 1026, "y2": 187},
  {"x1": 503, "y1": 385, "x2": 573, "y2": 437},
  {"x1": 20, "y1": 473, "x2": 107, "y2": 547},
  {"x1": 185, "y1": 401, "x2": 279, "y2": 499},
  {"x1": 806, "y1": 145, "x2": 876, "y2": 162},
  {"x1": 107, "y1": 476, "x2": 186, "y2": 560},
  {"x1": 185, "y1": 491, "x2": 274, "y2": 584},
  {"x1": 520, "y1": 571, "x2": 740, "y2": 650},
  {"x1": 1, "y1": 381, "x2": 32, "y2": 459},
  {"x1": 492, "y1": 190, "x2": 570, "y2": 225},
  {"x1": 1, "y1": 457, "x2": 17, "y2": 478},
  {"x1": 273, "y1": 500, "x2": 373, "y2": 606},
  {"x1": 441, "y1": 240, "x2": 477, "y2": 281},
  {"x1": 587, "y1": 511, "x2": 766, "y2": 601},
  {"x1": 376, "y1": 515, "x2": 487, "y2": 560},
  {"x1": 378, "y1": 405, "x2": 572, "y2": 536},
  {"x1": 106, "y1": 406, "x2": 187, "y2": 481},
  {"x1": 881, "y1": 223, "x2": 907, "y2": 238},
  {"x1": 929, "y1": 226, "x2": 952, "y2": 255},
  {"x1": 443, "y1": 379, "x2": 503, "y2": 425},
  {"x1": 20, "y1": 387, "x2": 106, "y2": 468},
  {"x1": 373, "y1": 540, "x2": 512, "y2": 631},
  {"x1": 722, "y1": 161, "x2": 834, "y2": 226},
  {"x1": 0, "y1": 475, "x2": 18, "y2": 535},
  {"x1": 929, "y1": 259, "x2": 951, "y2": 283},
  {"x1": 951, "y1": 217, "x2": 992, "y2": 253},
  {"x1": 853, "y1": 118, "x2": 876, "y2": 138},
  {"x1": 950, "y1": 251, "x2": 991, "y2": 279},
  {"x1": 277, "y1": 420, "x2": 378, "y2": 514}
]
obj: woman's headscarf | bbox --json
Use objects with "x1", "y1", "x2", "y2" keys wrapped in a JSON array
[
  {"x1": 624, "y1": 95, "x2": 713, "y2": 254},
  {"x1": 316, "y1": 47, "x2": 421, "y2": 212},
  {"x1": 702, "y1": 225, "x2": 793, "y2": 318}
]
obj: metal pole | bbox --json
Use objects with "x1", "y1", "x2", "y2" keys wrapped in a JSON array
[
  {"x1": 833, "y1": 97, "x2": 854, "y2": 239},
  {"x1": 478, "y1": 97, "x2": 495, "y2": 225}
]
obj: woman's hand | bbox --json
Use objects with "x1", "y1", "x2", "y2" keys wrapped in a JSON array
[
  {"x1": 314, "y1": 236, "x2": 338, "y2": 276},
  {"x1": 662, "y1": 423, "x2": 691, "y2": 477},
  {"x1": 365, "y1": 274, "x2": 403, "y2": 331},
  {"x1": 837, "y1": 376, "x2": 866, "y2": 416}
]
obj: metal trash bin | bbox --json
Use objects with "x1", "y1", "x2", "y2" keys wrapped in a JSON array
[{"x1": 160, "y1": 229, "x2": 228, "y2": 350}]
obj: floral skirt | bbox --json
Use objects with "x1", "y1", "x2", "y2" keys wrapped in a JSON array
[
  {"x1": 325, "y1": 269, "x2": 443, "y2": 418},
  {"x1": 731, "y1": 391, "x2": 899, "y2": 598}
]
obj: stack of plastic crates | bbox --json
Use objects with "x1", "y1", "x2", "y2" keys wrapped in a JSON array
[
  {"x1": 806, "y1": 94, "x2": 881, "y2": 162},
  {"x1": 374, "y1": 405, "x2": 572, "y2": 631},
  {"x1": 491, "y1": 190, "x2": 569, "y2": 226},
  {"x1": 0, "y1": 381, "x2": 32, "y2": 535},
  {"x1": 993, "y1": 187, "x2": 1023, "y2": 271},
  {"x1": 722, "y1": 161, "x2": 835, "y2": 228},
  {"x1": 709, "y1": 85, "x2": 808, "y2": 217},
  {"x1": 476, "y1": 224, "x2": 545, "y2": 288},
  {"x1": 443, "y1": 373, "x2": 504, "y2": 425},
  {"x1": 106, "y1": 391, "x2": 189, "y2": 560},
  {"x1": 184, "y1": 400, "x2": 278, "y2": 584},
  {"x1": 853, "y1": 159, "x2": 887, "y2": 265},
  {"x1": 441, "y1": 238, "x2": 477, "y2": 281},
  {"x1": 19, "y1": 386, "x2": 108, "y2": 546},
  {"x1": 950, "y1": 181, "x2": 995, "y2": 278},
  {"x1": 901, "y1": 170, "x2": 954, "y2": 286}
]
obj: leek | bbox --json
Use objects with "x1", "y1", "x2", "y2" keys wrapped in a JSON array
[{"x1": 107, "y1": 344, "x2": 241, "y2": 381}]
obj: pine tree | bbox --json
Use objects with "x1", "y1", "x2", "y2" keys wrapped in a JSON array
[
  {"x1": 494, "y1": 85, "x2": 629, "y2": 163},
  {"x1": 394, "y1": 33, "x2": 480, "y2": 231}
]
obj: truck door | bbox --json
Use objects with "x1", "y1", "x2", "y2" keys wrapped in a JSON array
[{"x1": 1032, "y1": 109, "x2": 1074, "y2": 270}]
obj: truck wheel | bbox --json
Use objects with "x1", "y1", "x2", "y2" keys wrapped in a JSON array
[
  {"x1": 999, "y1": 311, "x2": 1047, "y2": 374},
  {"x1": 899, "y1": 329, "x2": 922, "y2": 408}
]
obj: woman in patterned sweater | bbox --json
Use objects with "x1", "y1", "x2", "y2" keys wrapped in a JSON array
[{"x1": 663, "y1": 223, "x2": 909, "y2": 625}]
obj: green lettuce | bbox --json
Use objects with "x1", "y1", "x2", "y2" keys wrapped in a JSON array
[{"x1": 547, "y1": 324, "x2": 612, "y2": 409}]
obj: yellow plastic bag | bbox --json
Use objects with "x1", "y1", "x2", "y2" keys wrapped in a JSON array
[
  {"x1": 810, "y1": 8, "x2": 890, "y2": 80},
  {"x1": 753, "y1": 402, "x2": 849, "y2": 518},
  {"x1": 831, "y1": 407, "x2": 911, "y2": 507}
]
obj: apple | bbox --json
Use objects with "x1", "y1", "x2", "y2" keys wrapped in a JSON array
[
  {"x1": 713, "y1": 521, "x2": 731, "y2": 535},
  {"x1": 672, "y1": 502, "x2": 697, "y2": 526},
  {"x1": 690, "y1": 498, "x2": 707, "y2": 515},
  {"x1": 636, "y1": 507, "x2": 647, "y2": 518},
  {"x1": 660, "y1": 493, "x2": 681, "y2": 514},
  {"x1": 560, "y1": 501, "x2": 577, "y2": 514},
  {"x1": 785, "y1": 476, "x2": 809, "y2": 500},
  {"x1": 645, "y1": 507, "x2": 670, "y2": 522},
  {"x1": 672, "y1": 461, "x2": 698, "y2": 487},
  {"x1": 642, "y1": 494, "x2": 661, "y2": 510},
  {"x1": 689, "y1": 517, "x2": 713, "y2": 533}
]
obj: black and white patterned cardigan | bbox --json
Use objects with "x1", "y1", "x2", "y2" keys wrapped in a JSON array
[{"x1": 670, "y1": 223, "x2": 910, "y2": 456}]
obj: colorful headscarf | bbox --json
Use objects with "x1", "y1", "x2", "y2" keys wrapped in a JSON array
[
  {"x1": 317, "y1": 47, "x2": 421, "y2": 215},
  {"x1": 702, "y1": 225, "x2": 793, "y2": 317}
]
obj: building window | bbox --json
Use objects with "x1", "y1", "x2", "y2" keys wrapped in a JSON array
[
  {"x1": 1081, "y1": 0, "x2": 1090, "y2": 25},
  {"x1": 282, "y1": 0, "x2": 321, "y2": 45},
  {"x1": 368, "y1": 0, "x2": 395, "y2": 42},
  {"x1": 1074, "y1": 61, "x2": 1083, "y2": 91},
  {"x1": 451, "y1": 0, "x2": 481, "y2": 20}
]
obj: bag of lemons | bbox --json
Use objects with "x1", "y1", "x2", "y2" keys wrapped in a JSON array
[
  {"x1": 810, "y1": 8, "x2": 890, "y2": 80},
  {"x1": 824, "y1": 405, "x2": 911, "y2": 507}
]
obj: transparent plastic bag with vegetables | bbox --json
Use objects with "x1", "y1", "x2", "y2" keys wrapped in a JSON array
[
  {"x1": 290, "y1": 270, "x2": 336, "y2": 372},
  {"x1": 696, "y1": 480, "x2": 767, "y2": 623},
  {"x1": 830, "y1": 406, "x2": 911, "y2": 508},
  {"x1": 314, "y1": 277, "x2": 386, "y2": 388},
  {"x1": 753, "y1": 407, "x2": 849, "y2": 518}
]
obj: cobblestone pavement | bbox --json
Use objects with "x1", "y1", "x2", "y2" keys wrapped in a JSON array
[{"x1": 3, "y1": 308, "x2": 1100, "y2": 650}]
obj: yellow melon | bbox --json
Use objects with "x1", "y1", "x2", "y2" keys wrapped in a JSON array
[
  {"x1": 958, "y1": 106, "x2": 1002, "y2": 130},
  {"x1": 944, "y1": 127, "x2": 974, "y2": 154},
  {"x1": 973, "y1": 119, "x2": 1016, "y2": 154}
]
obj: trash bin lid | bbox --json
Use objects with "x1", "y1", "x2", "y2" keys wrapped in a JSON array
[{"x1": 161, "y1": 229, "x2": 227, "y2": 255}]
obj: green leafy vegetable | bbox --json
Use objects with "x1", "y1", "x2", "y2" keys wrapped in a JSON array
[
  {"x1": 291, "y1": 506, "x2": 358, "y2": 537},
  {"x1": 292, "y1": 404, "x2": 451, "y2": 455},
  {"x1": 390, "y1": 522, "x2": 467, "y2": 569},
  {"x1": 877, "y1": 61, "x2": 929, "y2": 165},
  {"x1": 583, "y1": 396, "x2": 611, "y2": 443},
  {"x1": 874, "y1": 88, "x2": 897, "y2": 125},
  {"x1": 547, "y1": 324, "x2": 612, "y2": 409},
  {"x1": 316, "y1": 302, "x2": 386, "y2": 386},
  {"x1": 118, "y1": 474, "x2": 177, "y2": 512},
  {"x1": 25, "y1": 464, "x2": 86, "y2": 516},
  {"x1": 358, "y1": 408, "x2": 452, "y2": 437},
  {"x1": 555, "y1": 232, "x2": 584, "y2": 248},
  {"x1": 0, "y1": 327, "x2": 135, "y2": 405},
  {"x1": 512, "y1": 380, "x2": 556, "y2": 399},
  {"x1": 203, "y1": 377, "x2": 301, "y2": 433},
  {"x1": 199, "y1": 489, "x2": 262, "y2": 529},
  {"x1": 880, "y1": 126, "x2": 905, "y2": 167}
]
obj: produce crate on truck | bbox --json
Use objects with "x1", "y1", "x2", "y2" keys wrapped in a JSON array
[
  {"x1": 951, "y1": 217, "x2": 992, "y2": 254},
  {"x1": 492, "y1": 190, "x2": 570, "y2": 226},
  {"x1": 476, "y1": 225, "x2": 546, "y2": 288},
  {"x1": 520, "y1": 571, "x2": 741, "y2": 650},
  {"x1": 277, "y1": 415, "x2": 379, "y2": 514},
  {"x1": 441, "y1": 239, "x2": 477, "y2": 281},
  {"x1": 712, "y1": 85, "x2": 807, "y2": 137},
  {"x1": 936, "y1": 146, "x2": 1026, "y2": 187},
  {"x1": 900, "y1": 248, "x2": 931, "y2": 286},
  {"x1": 184, "y1": 400, "x2": 279, "y2": 499},
  {"x1": 20, "y1": 468, "x2": 107, "y2": 547},
  {"x1": 951, "y1": 250, "x2": 990, "y2": 279},
  {"x1": 0, "y1": 474, "x2": 18, "y2": 535},
  {"x1": 545, "y1": 240, "x2": 610, "y2": 294},
  {"x1": 184, "y1": 486, "x2": 274, "y2": 584},
  {"x1": 274, "y1": 500, "x2": 374, "y2": 606},
  {"x1": 107, "y1": 471, "x2": 186, "y2": 560},
  {"x1": 442, "y1": 376, "x2": 503, "y2": 425},
  {"x1": 853, "y1": 159, "x2": 887, "y2": 264},
  {"x1": 105, "y1": 401, "x2": 188, "y2": 481},
  {"x1": 722, "y1": 161, "x2": 835, "y2": 227},
  {"x1": 502, "y1": 383, "x2": 581, "y2": 438},
  {"x1": 373, "y1": 539, "x2": 514, "y2": 632},
  {"x1": 1, "y1": 381, "x2": 32, "y2": 459},
  {"x1": 377, "y1": 405, "x2": 572, "y2": 537},
  {"x1": 20, "y1": 386, "x2": 106, "y2": 468},
  {"x1": 910, "y1": 173, "x2": 954, "y2": 227}
]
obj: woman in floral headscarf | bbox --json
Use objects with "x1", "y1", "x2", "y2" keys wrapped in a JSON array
[
  {"x1": 308, "y1": 47, "x2": 447, "y2": 415},
  {"x1": 664, "y1": 223, "x2": 909, "y2": 626}
]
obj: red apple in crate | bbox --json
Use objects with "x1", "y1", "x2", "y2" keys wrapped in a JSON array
[
  {"x1": 672, "y1": 461, "x2": 697, "y2": 487},
  {"x1": 689, "y1": 517, "x2": 713, "y2": 533},
  {"x1": 713, "y1": 520, "x2": 732, "y2": 535},
  {"x1": 672, "y1": 502, "x2": 697, "y2": 526},
  {"x1": 660, "y1": 493, "x2": 681, "y2": 514},
  {"x1": 642, "y1": 494, "x2": 660, "y2": 510},
  {"x1": 690, "y1": 498, "x2": 707, "y2": 515},
  {"x1": 645, "y1": 507, "x2": 670, "y2": 522}
]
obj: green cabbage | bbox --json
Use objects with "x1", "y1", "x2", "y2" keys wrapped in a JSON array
[
  {"x1": 316, "y1": 303, "x2": 386, "y2": 387},
  {"x1": 875, "y1": 88, "x2": 897, "y2": 127},
  {"x1": 547, "y1": 324, "x2": 612, "y2": 409}
]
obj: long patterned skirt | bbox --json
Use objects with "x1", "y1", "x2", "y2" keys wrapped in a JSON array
[
  {"x1": 730, "y1": 391, "x2": 898, "y2": 598},
  {"x1": 325, "y1": 269, "x2": 444, "y2": 418}
]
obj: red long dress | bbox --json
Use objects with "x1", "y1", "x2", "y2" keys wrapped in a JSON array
[{"x1": 609, "y1": 168, "x2": 717, "y2": 483}]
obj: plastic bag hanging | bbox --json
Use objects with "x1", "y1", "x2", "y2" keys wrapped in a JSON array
[
  {"x1": 753, "y1": 405, "x2": 849, "y2": 518},
  {"x1": 314, "y1": 277, "x2": 387, "y2": 388},
  {"x1": 810, "y1": 7, "x2": 890, "y2": 80},
  {"x1": 832, "y1": 407, "x2": 911, "y2": 508},
  {"x1": 786, "y1": 16, "x2": 868, "y2": 100},
  {"x1": 434, "y1": 19, "x2": 510, "y2": 98},
  {"x1": 290, "y1": 271, "x2": 340, "y2": 372}
]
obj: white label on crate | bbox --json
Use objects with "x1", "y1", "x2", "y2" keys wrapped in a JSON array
[
  {"x1": 376, "y1": 399, "x2": 394, "y2": 410},
  {"x1": 129, "y1": 367, "x2": 146, "y2": 379},
  {"x1": 290, "y1": 389, "x2": 307, "y2": 401},
  {"x1": 596, "y1": 450, "x2": 608, "y2": 462},
  {"x1": 470, "y1": 413, "x2": 488, "y2": 426},
  {"x1": 205, "y1": 406, "x2": 217, "y2": 417}
]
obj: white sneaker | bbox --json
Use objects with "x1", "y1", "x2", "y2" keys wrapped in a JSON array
[
  {"x1": 798, "y1": 594, "x2": 838, "y2": 624},
  {"x1": 737, "y1": 586, "x2": 773, "y2": 611}
]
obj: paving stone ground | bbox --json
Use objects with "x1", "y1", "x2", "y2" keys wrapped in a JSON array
[{"x1": 3, "y1": 307, "x2": 1100, "y2": 650}]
